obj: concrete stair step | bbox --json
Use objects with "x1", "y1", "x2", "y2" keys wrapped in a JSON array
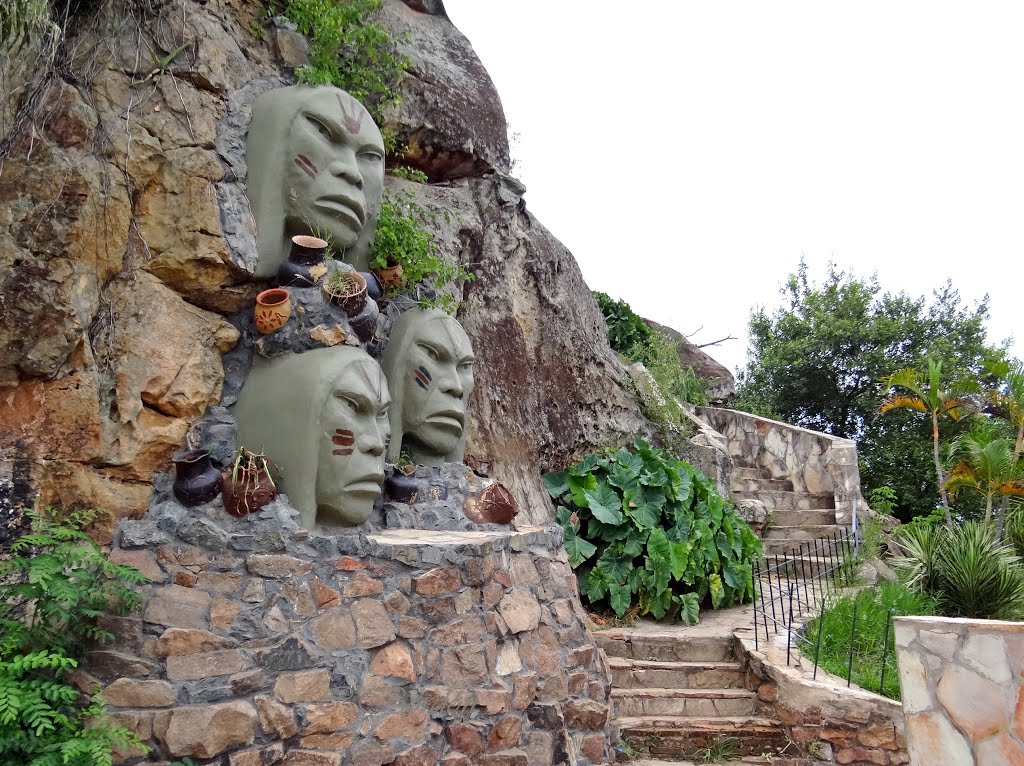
[
  {"x1": 597, "y1": 632, "x2": 734, "y2": 662},
  {"x1": 764, "y1": 524, "x2": 844, "y2": 541},
  {"x1": 608, "y1": 657, "x2": 745, "y2": 689},
  {"x1": 731, "y1": 477, "x2": 795, "y2": 493},
  {"x1": 763, "y1": 538, "x2": 848, "y2": 557},
  {"x1": 613, "y1": 687, "x2": 758, "y2": 717},
  {"x1": 733, "y1": 490, "x2": 836, "y2": 511},
  {"x1": 618, "y1": 715, "x2": 792, "y2": 759},
  {"x1": 731, "y1": 467, "x2": 763, "y2": 481},
  {"x1": 771, "y1": 509, "x2": 837, "y2": 526}
]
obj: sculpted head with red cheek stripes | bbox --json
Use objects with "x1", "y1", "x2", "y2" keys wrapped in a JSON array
[
  {"x1": 232, "y1": 346, "x2": 390, "y2": 529},
  {"x1": 381, "y1": 308, "x2": 475, "y2": 468},
  {"x1": 246, "y1": 85, "x2": 385, "y2": 277}
]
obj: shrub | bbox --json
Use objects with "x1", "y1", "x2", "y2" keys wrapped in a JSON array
[
  {"x1": 0, "y1": 507, "x2": 149, "y2": 766},
  {"x1": 369, "y1": 187, "x2": 472, "y2": 313},
  {"x1": 545, "y1": 439, "x2": 762, "y2": 624},
  {"x1": 282, "y1": 0, "x2": 408, "y2": 124},
  {"x1": 892, "y1": 521, "x2": 1024, "y2": 620},
  {"x1": 806, "y1": 582, "x2": 939, "y2": 700}
]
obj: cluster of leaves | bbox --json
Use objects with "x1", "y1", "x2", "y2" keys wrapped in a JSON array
[
  {"x1": 545, "y1": 440, "x2": 762, "y2": 624},
  {"x1": 593, "y1": 292, "x2": 708, "y2": 432},
  {"x1": 0, "y1": 0, "x2": 58, "y2": 53},
  {"x1": 281, "y1": 0, "x2": 408, "y2": 125},
  {"x1": 0, "y1": 507, "x2": 149, "y2": 766},
  {"x1": 891, "y1": 521, "x2": 1024, "y2": 621},
  {"x1": 806, "y1": 582, "x2": 939, "y2": 700},
  {"x1": 369, "y1": 187, "x2": 473, "y2": 313},
  {"x1": 735, "y1": 259, "x2": 1003, "y2": 522}
]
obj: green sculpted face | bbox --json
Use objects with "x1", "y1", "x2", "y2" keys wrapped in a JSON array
[
  {"x1": 315, "y1": 358, "x2": 391, "y2": 526},
  {"x1": 381, "y1": 309, "x2": 475, "y2": 467},
  {"x1": 247, "y1": 85, "x2": 386, "y2": 276},
  {"x1": 233, "y1": 347, "x2": 391, "y2": 528}
]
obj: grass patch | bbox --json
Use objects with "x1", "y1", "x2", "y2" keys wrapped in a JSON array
[{"x1": 805, "y1": 582, "x2": 938, "y2": 700}]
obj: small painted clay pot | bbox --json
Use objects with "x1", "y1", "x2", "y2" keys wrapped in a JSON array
[
  {"x1": 254, "y1": 288, "x2": 291, "y2": 334},
  {"x1": 221, "y1": 468, "x2": 277, "y2": 518},
  {"x1": 373, "y1": 263, "x2": 405, "y2": 292},
  {"x1": 277, "y1": 235, "x2": 329, "y2": 287},
  {"x1": 348, "y1": 296, "x2": 379, "y2": 343},
  {"x1": 171, "y1": 449, "x2": 222, "y2": 506},
  {"x1": 323, "y1": 271, "x2": 367, "y2": 317},
  {"x1": 384, "y1": 464, "x2": 418, "y2": 504}
]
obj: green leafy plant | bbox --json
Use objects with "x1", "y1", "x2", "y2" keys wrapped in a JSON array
[
  {"x1": 868, "y1": 486, "x2": 899, "y2": 517},
  {"x1": 892, "y1": 521, "x2": 1024, "y2": 620},
  {"x1": 0, "y1": 0, "x2": 58, "y2": 54},
  {"x1": 369, "y1": 187, "x2": 472, "y2": 313},
  {"x1": 807, "y1": 582, "x2": 939, "y2": 700},
  {"x1": 545, "y1": 439, "x2": 762, "y2": 623},
  {"x1": 694, "y1": 734, "x2": 740, "y2": 763},
  {"x1": 594, "y1": 291, "x2": 653, "y2": 362},
  {"x1": 0, "y1": 507, "x2": 149, "y2": 765},
  {"x1": 390, "y1": 165, "x2": 428, "y2": 183},
  {"x1": 281, "y1": 0, "x2": 409, "y2": 124}
]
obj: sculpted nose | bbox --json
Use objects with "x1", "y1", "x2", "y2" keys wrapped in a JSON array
[
  {"x1": 359, "y1": 423, "x2": 386, "y2": 457},
  {"x1": 329, "y1": 151, "x2": 363, "y2": 188},
  {"x1": 441, "y1": 369, "x2": 464, "y2": 398}
]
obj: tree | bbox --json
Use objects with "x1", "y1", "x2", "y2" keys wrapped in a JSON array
[
  {"x1": 945, "y1": 429, "x2": 1024, "y2": 528},
  {"x1": 736, "y1": 260, "x2": 1003, "y2": 521},
  {"x1": 880, "y1": 358, "x2": 979, "y2": 527}
]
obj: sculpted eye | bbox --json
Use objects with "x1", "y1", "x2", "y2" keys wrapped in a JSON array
[
  {"x1": 306, "y1": 115, "x2": 334, "y2": 141},
  {"x1": 359, "y1": 149, "x2": 384, "y2": 163},
  {"x1": 378, "y1": 406, "x2": 389, "y2": 419},
  {"x1": 424, "y1": 347, "x2": 439, "y2": 361},
  {"x1": 458, "y1": 361, "x2": 474, "y2": 372}
]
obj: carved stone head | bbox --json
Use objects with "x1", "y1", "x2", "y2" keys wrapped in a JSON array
[
  {"x1": 246, "y1": 85, "x2": 386, "y2": 276},
  {"x1": 233, "y1": 346, "x2": 391, "y2": 528},
  {"x1": 381, "y1": 309, "x2": 475, "y2": 467}
]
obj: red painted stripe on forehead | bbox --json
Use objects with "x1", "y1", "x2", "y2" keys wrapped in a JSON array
[{"x1": 332, "y1": 448, "x2": 354, "y2": 456}]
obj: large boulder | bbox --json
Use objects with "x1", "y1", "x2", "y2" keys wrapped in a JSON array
[{"x1": 645, "y1": 319, "x2": 736, "y2": 405}]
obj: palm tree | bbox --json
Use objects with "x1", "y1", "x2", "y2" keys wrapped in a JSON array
[
  {"x1": 945, "y1": 430, "x2": 1024, "y2": 526},
  {"x1": 982, "y1": 358, "x2": 1024, "y2": 535},
  {"x1": 881, "y1": 357, "x2": 979, "y2": 527}
]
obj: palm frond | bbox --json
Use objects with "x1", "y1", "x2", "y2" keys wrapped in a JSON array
[{"x1": 880, "y1": 394, "x2": 927, "y2": 415}]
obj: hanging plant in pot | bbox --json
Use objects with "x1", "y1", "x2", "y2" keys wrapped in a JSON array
[
  {"x1": 384, "y1": 451, "x2": 419, "y2": 503},
  {"x1": 222, "y1": 447, "x2": 277, "y2": 518},
  {"x1": 322, "y1": 267, "x2": 367, "y2": 317}
]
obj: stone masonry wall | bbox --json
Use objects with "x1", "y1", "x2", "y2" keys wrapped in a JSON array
[
  {"x1": 85, "y1": 492, "x2": 615, "y2": 766},
  {"x1": 895, "y1": 615, "x2": 1024, "y2": 766},
  {"x1": 697, "y1": 407, "x2": 865, "y2": 526},
  {"x1": 739, "y1": 636, "x2": 909, "y2": 766}
]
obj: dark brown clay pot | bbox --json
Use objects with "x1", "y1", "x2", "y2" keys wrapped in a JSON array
[
  {"x1": 323, "y1": 271, "x2": 367, "y2": 317},
  {"x1": 222, "y1": 469, "x2": 277, "y2": 518},
  {"x1": 277, "y1": 235, "x2": 328, "y2": 287},
  {"x1": 384, "y1": 465, "x2": 418, "y2": 504},
  {"x1": 171, "y1": 449, "x2": 222, "y2": 506}
]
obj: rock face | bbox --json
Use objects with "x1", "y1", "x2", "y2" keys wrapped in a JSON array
[
  {"x1": 91, "y1": 496, "x2": 616, "y2": 764},
  {"x1": 0, "y1": 0, "x2": 650, "y2": 531},
  {"x1": 645, "y1": 319, "x2": 736, "y2": 405}
]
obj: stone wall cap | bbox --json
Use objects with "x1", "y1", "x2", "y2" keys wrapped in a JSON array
[{"x1": 894, "y1": 615, "x2": 1024, "y2": 631}]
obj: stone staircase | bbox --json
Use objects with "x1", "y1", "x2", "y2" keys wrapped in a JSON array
[
  {"x1": 598, "y1": 625, "x2": 793, "y2": 762},
  {"x1": 731, "y1": 466, "x2": 847, "y2": 558}
]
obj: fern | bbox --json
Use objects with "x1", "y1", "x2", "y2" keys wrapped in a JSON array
[{"x1": 0, "y1": 507, "x2": 148, "y2": 765}]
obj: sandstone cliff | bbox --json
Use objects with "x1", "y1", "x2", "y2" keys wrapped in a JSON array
[{"x1": 0, "y1": 0, "x2": 651, "y2": 534}]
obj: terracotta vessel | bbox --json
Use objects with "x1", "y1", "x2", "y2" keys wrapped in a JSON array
[
  {"x1": 222, "y1": 469, "x2": 277, "y2": 518},
  {"x1": 254, "y1": 288, "x2": 291, "y2": 334},
  {"x1": 277, "y1": 235, "x2": 329, "y2": 287},
  {"x1": 462, "y1": 482, "x2": 518, "y2": 525},
  {"x1": 323, "y1": 271, "x2": 367, "y2": 317},
  {"x1": 373, "y1": 263, "x2": 405, "y2": 292},
  {"x1": 171, "y1": 449, "x2": 222, "y2": 506}
]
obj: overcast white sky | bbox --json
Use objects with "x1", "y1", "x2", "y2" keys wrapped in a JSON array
[{"x1": 442, "y1": 1, "x2": 1023, "y2": 375}]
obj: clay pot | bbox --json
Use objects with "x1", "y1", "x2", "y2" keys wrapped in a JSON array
[
  {"x1": 348, "y1": 296, "x2": 379, "y2": 343},
  {"x1": 323, "y1": 271, "x2": 367, "y2": 317},
  {"x1": 254, "y1": 288, "x2": 291, "y2": 334},
  {"x1": 362, "y1": 271, "x2": 383, "y2": 301},
  {"x1": 384, "y1": 464, "x2": 418, "y2": 504},
  {"x1": 462, "y1": 482, "x2": 518, "y2": 525},
  {"x1": 222, "y1": 468, "x2": 277, "y2": 518},
  {"x1": 171, "y1": 449, "x2": 222, "y2": 506},
  {"x1": 373, "y1": 263, "x2": 405, "y2": 292},
  {"x1": 277, "y1": 235, "x2": 329, "y2": 287}
]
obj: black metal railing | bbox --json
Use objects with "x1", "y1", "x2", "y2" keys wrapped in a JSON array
[{"x1": 751, "y1": 529, "x2": 899, "y2": 695}]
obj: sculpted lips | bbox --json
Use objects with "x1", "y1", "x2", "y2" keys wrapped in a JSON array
[
  {"x1": 344, "y1": 470, "x2": 385, "y2": 495},
  {"x1": 426, "y1": 409, "x2": 465, "y2": 432},
  {"x1": 315, "y1": 194, "x2": 365, "y2": 228}
]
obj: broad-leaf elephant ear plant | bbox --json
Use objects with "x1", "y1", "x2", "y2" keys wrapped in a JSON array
[{"x1": 545, "y1": 439, "x2": 762, "y2": 624}]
